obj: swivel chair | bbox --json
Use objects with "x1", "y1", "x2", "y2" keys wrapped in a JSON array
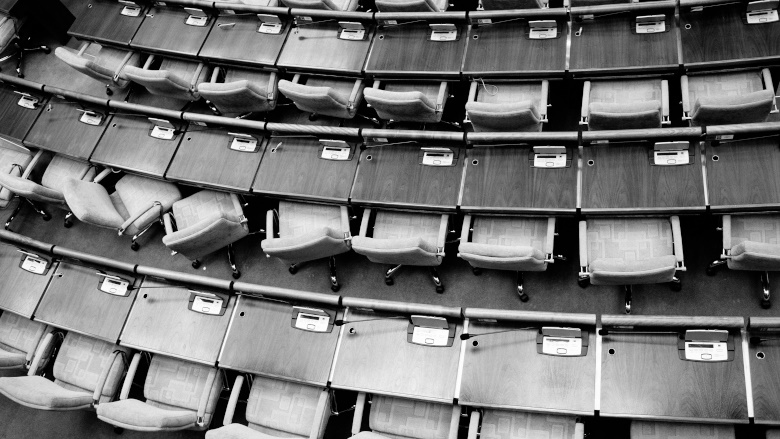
[{"x1": 465, "y1": 80, "x2": 548, "y2": 132}]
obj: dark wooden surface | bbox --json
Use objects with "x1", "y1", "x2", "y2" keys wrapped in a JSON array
[
  {"x1": 365, "y1": 23, "x2": 468, "y2": 78},
  {"x1": 276, "y1": 22, "x2": 373, "y2": 75},
  {"x1": 0, "y1": 244, "x2": 52, "y2": 318},
  {"x1": 749, "y1": 335, "x2": 780, "y2": 424},
  {"x1": 0, "y1": 84, "x2": 46, "y2": 142},
  {"x1": 706, "y1": 138, "x2": 780, "y2": 212},
  {"x1": 580, "y1": 143, "x2": 706, "y2": 214},
  {"x1": 350, "y1": 144, "x2": 465, "y2": 211},
  {"x1": 463, "y1": 19, "x2": 567, "y2": 77},
  {"x1": 199, "y1": 13, "x2": 289, "y2": 67},
  {"x1": 35, "y1": 262, "x2": 139, "y2": 343},
  {"x1": 600, "y1": 333, "x2": 748, "y2": 422},
  {"x1": 460, "y1": 146, "x2": 577, "y2": 214},
  {"x1": 23, "y1": 98, "x2": 108, "y2": 160},
  {"x1": 459, "y1": 321, "x2": 595, "y2": 413},
  {"x1": 90, "y1": 114, "x2": 184, "y2": 178},
  {"x1": 218, "y1": 296, "x2": 341, "y2": 385},
  {"x1": 252, "y1": 137, "x2": 359, "y2": 203},
  {"x1": 129, "y1": 5, "x2": 212, "y2": 57},
  {"x1": 330, "y1": 308, "x2": 462, "y2": 402},
  {"x1": 68, "y1": 0, "x2": 145, "y2": 46},
  {"x1": 681, "y1": 3, "x2": 780, "y2": 69},
  {"x1": 166, "y1": 128, "x2": 265, "y2": 192},
  {"x1": 120, "y1": 278, "x2": 234, "y2": 365},
  {"x1": 569, "y1": 13, "x2": 678, "y2": 75}
]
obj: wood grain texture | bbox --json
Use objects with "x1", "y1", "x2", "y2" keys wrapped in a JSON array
[
  {"x1": 681, "y1": 4, "x2": 780, "y2": 68},
  {"x1": 459, "y1": 322, "x2": 595, "y2": 413},
  {"x1": 120, "y1": 278, "x2": 234, "y2": 365},
  {"x1": 35, "y1": 262, "x2": 139, "y2": 343},
  {"x1": 166, "y1": 128, "x2": 265, "y2": 192},
  {"x1": 0, "y1": 84, "x2": 45, "y2": 142},
  {"x1": 68, "y1": 0, "x2": 145, "y2": 46},
  {"x1": 23, "y1": 98, "x2": 108, "y2": 160},
  {"x1": 330, "y1": 308, "x2": 462, "y2": 402},
  {"x1": 90, "y1": 114, "x2": 184, "y2": 178},
  {"x1": 463, "y1": 20, "x2": 567, "y2": 77},
  {"x1": 129, "y1": 6, "x2": 212, "y2": 57},
  {"x1": 749, "y1": 336, "x2": 780, "y2": 424},
  {"x1": 0, "y1": 244, "x2": 52, "y2": 318},
  {"x1": 218, "y1": 297, "x2": 340, "y2": 385},
  {"x1": 580, "y1": 143, "x2": 705, "y2": 214},
  {"x1": 252, "y1": 137, "x2": 358, "y2": 203},
  {"x1": 706, "y1": 139, "x2": 780, "y2": 212},
  {"x1": 600, "y1": 333, "x2": 748, "y2": 422},
  {"x1": 199, "y1": 14, "x2": 289, "y2": 67},
  {"x1": 460, "y1": 146, "x2": 577, "y2": 214},
  {"x1": 365, "y1": 23, "x2": 468, "y2": 78},
  {"x1": 277, "y1": 22, "x2": 373, "y2": 74}
]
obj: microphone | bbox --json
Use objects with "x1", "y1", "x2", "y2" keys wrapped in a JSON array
[
  {"x1": 335, "y1": 316, "x2": 408, "y2": 334},
  {"x1": 460, "y1": 327, "x2": 538, "y2": 347},
  {"x1": 750, "y1": 336, "x2": 780, "y2": 345}
]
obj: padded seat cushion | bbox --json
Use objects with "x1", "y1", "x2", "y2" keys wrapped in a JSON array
[
  {"x1": 206, "y1": 423, "x2": 289, "y2": 439},
  {"x1": 375, "y1": 0, "x2": 447, "y2": 12},
  {"x1": 42, "y1": 156, "x2": 96, "y2": 191},
  {"x1": 363, "y1": 89, "x2": 440, "y2": 123},
  {"x1": 466, "y1": 101, "x2": 541, "y2": 132},
  {"x1": 0, "y1": 146, "x2": 32, "y2": 207},
  {"x1": 369, "y1": 396, "x2": 452, "y2": 439},
  {"x1": 692, "y1": 90, "x2": 774, "y2": 125},
  {"x1": 352, "y1": 236, "x2": 440, "y2": 266},
  {"x1": 589, "y1": 255, "x2": 677, "y2": 285},
  {"x1": 630, "y1": 421, "x2": 735, "y2": 439},
  {"x1": 61, "y1": 178, "x2": 125, "y2": 229},
  {"x1": 281, "y1": 0, "x2": 357, "y2": 11},
  {"x1": 115, "y1": 174, "x2": 182, "y2": 235},
  {"x1": 0, "y1": 16, "x2": 16, "y2": 51},
  {"x1": 728, "y1": 241, "x2": 780, "y2": 271},
  {"x1": 278, "y1": 80, "x2": 352, "y2": 119},
  {"x1": 97, "y1": 398, "x2": 197, "y2": 431},
  {"x1": 163, "y1": 216, "x2": 249, "y2": 260},
  {"x1": 0, "y1": 313, "x2": 48, "y2": 371},
  {"x1": 198, "y1": 79, "x2": 274, "y2": 114},
  {"x1": 262, "y1": 226, "x2": 350, "y2": 263},
  {"x1": 278, "y1": 201, "x2": 344, "y2": 238},
  {"x1": 53, "y1": 333, "x2": 128, "y2": 401},
  {"x1": 480, "y1": 409, "x2": 577, "y2": 439},
  {"x1": 588, "y1": 101, "x2": 662, "y2": 130},
  {"x1": 0, "y1": 375, "x2": 93, "y2": 410},
  {"x1": 0, "y1": 173, "x2": 65, "y2": 204},
  {"x1": 458, "y1": 243, "x2": 546, "y2": 271},
  {"x1": 0, "y1": 348, "x2": 25, "y2": 368},
  {"x1": 245, "y1": 376, "x2": 327, "y2": 437},
  {"x1": 173, "y1": 190, "x2": 240, "y2": 230}
]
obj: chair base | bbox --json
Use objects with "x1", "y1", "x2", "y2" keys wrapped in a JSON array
[
  {"x1": 64, "y1": 212, "x2": 74, "y2": 228},
  {"x1": 228, "y1": 244, "x2": 240, "y2": 280},
  {"x1": 706, "y1": 258, "x2": 727, "y2": 276},
  {"x1": 762, "y1": 272, "x2": 771, "y2": 309},
  {"x1": 624, "y1": 285, "x2": 632, "y2": 314},
  {"x1": 385, "y1": 265, "x2": 444, "y2": 294},
  {"x1": 669, "y1": 276, "x2": 682, "y2": 292},
  {"x1": 5, "y1": 197, "x2": 52, "y2": 231},
  {"x1": 288, "y1": 257, "x2": 340, "y2": 291},
  {"x1": 517, "y1": 272, "x2": 528, "y2": 302}
]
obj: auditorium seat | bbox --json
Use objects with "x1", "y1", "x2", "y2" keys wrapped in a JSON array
[
  {"x1": 458, "y1": 215, "x2": 560, "y2": 302},
  {"x1": 352, "y1": 209, "x2": 448, "y2": 293},
  {"x1": 54, "y1": 42, "x2": 142, "y2": 95},
  {"x1": 0, "y1": 311, "x2": 51, "y2": 372},
  {"x1": 363, "y1": 81, "x2": 449, "y2": 126},
  {"x1": 96, "y1": 353, "x2": 223, "y2": 432},
  {"x1": 197, "y1": 66, "x2": 278, "y2": 117},
  {"x1": 581, "y1": 78, "x2": 669, "y2": 130},
  {"x1": 351, "y1": 393, "x2": 460, "y2": 439},
  {"x1": 375, "y1": 0, "x2": 447, "y2": 12},
  {"x1": 123, "y1": 56, "x2": 208, "y2": 102},
  {"x1": 278, "y1": 75, "x2": 365, "y2": 121},
  {"x1": 0, "y1": 12, "x2": 48, "y2": 78},
  {"x1": 630, "y1": 421, "x2": 734, "y2": 439},
  {"x1": 469, "y1": 408, "x2": 584, "y2": 439},
  {"x1": 682, "y1": 68, "x2": 777, "y2": 126},
  {"x1": 218, "y1": 0, "x2": 279, "y2": 4},
  {"x1": 280, "y1": 0, "x2": 359, "y2": 11},
  {"x1": 162, "y1": 190, "x2": 249, "y2": 279},
  {"x1": 0, "y1": 143, "x2": 33, "y2": 209},
  {"x1": 205, "y1": 375, "x2": 330, "y2": 439},
  {"x1": 0, "y1": 332, "x2": 130, "y2": 410},
  {"x1": 578, "y1": 216, "x2": 685, "y2": 313},
  {"x1": 261, "y1": 200, "x2": 351, "y2": 291},
  {"x1": 465, "y1": 80, "x2": 547, "y2": 132},
  {"x1": 61, "y1": 173, "x2": 182, "y2": 250},
  {"x1": 479, "y1": 0, "x2": 544, "y2": 9}
]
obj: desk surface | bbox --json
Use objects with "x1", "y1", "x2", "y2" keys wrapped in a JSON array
[
  {"x1": 458, "y1": 321, "x2": 595, "y2": 414},
  {"x1": 580, "y1": 143, "x2": 706, "y2": 214},
  {"x1": 199, "y1": 13, "x2": 289, "y2": 67},
  {"x1": 351, "y1": 144, "x2": 465, "y2": 212},
  {"x1": 218, "y1": 296, "x2": 341, "y2": 385},
  {"x1": 23, "y1": 97, "x2": 108, "y2": 160},
  {"x1": 749, "y1": 334, "x2": 780, "y2": 424},
  {"x1": 329, "y1": 308, "x2": 462, "y2": 402},
  {"x1": 680, "y1": 3, "x2": 780, "y2": 69},
  {"x1": 129, "y1": 6, "x2": 212, "y2": 57},
  {"x1": 35, "y1": 262, "x2": 139, "y2": 343},
  {"x1": 365, "y1": 22, "x2": 468, "y2": 78},
  {"x1": 706, "y1": 138, "x2": 780, "y2": 212},
  {"x1": 0, "y1": 244, "x2": 53, "y2": 318},
  {"x1": 463, "y1": 19, "x2": 567, "y2": 78},
  {"x1": 120, "y1": 279, "x2": 234, "y2": 365},
  {"x1": 277, "y1": 22, "x2": 373, "y2": 75},
  {"x1": 68, "y1": 0, "x2": 146, "y2": 46},
  {"x1": 600, "y1": 332, "x2": 748, "y2": 422},
  {"x1": 460, "y1": 145, "x2": 577, "y2": 214},
  {"x1": 0, "y1": 84, "x2": 46, "y2": 142},
  {"x1": 166, "y1": 128, "x2": 265, "y2": 192},
  {"x1": 252, "y1": 137, "x2": 359, "y2": 203}
]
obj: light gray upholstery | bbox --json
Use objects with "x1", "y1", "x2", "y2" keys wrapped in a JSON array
[
  {"x1": 479, "y1": 409, "x2": 581, "y2": 439},
  {"x1": 262, "y1": 201, "x2": 351, "y2": 263},
  {"x1": 281, "y1": 0, "x2": 359, "y2": 10},
  {"x1": 466, "y1": 101, "x2": 541, "y2": 132},
  {"x1": 586, "y1": 79, "x2": 665, "y2": 130},
  {"x1": 54, "y1": 43, "x2": 141, "y2": 88},
  {"x1": 480, "y1": 0, "x2": 543, "y2": 8},
  {"x1": 0, "y1": 145, "x2": 33, "y2": 208},
  {"x1": 376, "y1": 0, "x2": 447, "y2": 12},
  {"x1": 363, "y1": 396, "x2": 456, "y2": 439},
  {"x1": 630, "y1": 421, "x2": 734, "y2": 439},
  {"x1": 352, "y1": 210, "x2": 445, "y2": 266},
  {"x1": 0, "y1": 15, "x2": 17, "y2": 52},
  {"x1": 0, "y1": 155, "x2": 96, "y2": 206},
  {"x1": 686, "y1": 71, "x2": 774, "y2": 126},
  {"x1": 364, "y1": 88, "x2": 441, "y2": 123},
  {"x1": 198, "y1": 69, "x2": 277, "y2": 116},
  {"x1": 0, "y1": 312, "x2": 48, "y2": 370},
  {"x1": 725, "y1": 214, "x2": 780, "y2": 271},
  {"x1": 458, "y1": 217, "x2": 553, "y2": 272},
  {"x1": 278, "y1": 77, "x2": 363, "y2": 119},
  {"x1": 124, "y1": 58, "x2": 208, "y2": 101}
]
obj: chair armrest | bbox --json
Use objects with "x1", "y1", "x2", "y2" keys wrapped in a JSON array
[
  {"x1": 223, "y1": 375, "x2": 244, "y2": 425},
  {"x1": 267, "y1": 71, "x2": 278, "y2": 102},
  {"x1": 190, "y1": 62, "x2": 206, "y2": 92},
  {"x1": 574, "y1": 422, "x2": 584, "y2": 439},
  {"x1": 540, "y1": 79, "x2": 549, "y2": 121},
  {"x1": 460, "y1": 215, "x2": 472, "y2": 244},
  {"x1": 671, "y1": 215, "x2": 684, "y2": 265},
  {"x1": 112, "y1": 50, "x2": 135, "y2": 83},
  {"x1": 578, "y1": 220, "x2": 588, "y2": 269},
  {"x1": 351, "y1": 392, "x2": 367, "y2": 435},
  {"x1": 163, "y1": 212, "x2": 175, "y2": 235},
  {"x1": 27, "y1": 332, "x2": 54, "y2": 376},
  {"x1": 92, "y1": 350, "x2": 124, "y2": 405},
  {"x1": 359, "y1": 209, "x2": 371, "y2": 237},
  {"x1": 722, "y1": 214, "x2": 732, "y2": 252},
  {"x1": 118, "y1": 201, "x2": 162, "y2": 236},
  {"x1": 580, "y1": 81, "x2": 591, "y2": 124},
  {"x1": 371, "y1": 80, "x2": 381, "y2": 89},
  {"x1": 308, "y1": 389, "x2": 330, "y2": 439},
  {"x1": 436, "y1": 82, "x2": 449, "y2": 113},
  {"x1": 348, "y1": 79, "x2": 364, "y2": 110},
  {"x1": 142, "y1": 54, "x2": 154, "y2": 70},
  {"x1": 93, "y1": 168, "x2": 112, "y2": 183},
  {"x1": 19, "y1": 150, "x2": 44, "y2": 179},
  {"x1": 120, "y1": 352, "x2": 141, "y2": 400},
  {"x1": 763, "y1": 68, "x2": 779, "y2": 113},
  {"x1": 681, "y1": 75, "x2": 691, "y2": 117},
  {"x1": 437, "y1": 214, "x2": 449, "y2": 252},
  {"x1": 25, "y1": 325, "x2": 48, "y2": 369},
  {"x1": 77, "y1": 42, "x2": 88, "y2": 56},
  {"x1": 210, "y1": 66, "x2": 221, "y2": 83},
  {"x1": 544, "y1": 217, "x2": 556, "y2": 255},
  {"x1": 266, "y1": 209, "x2": 275, "y2": 239},
  {"x1": 661, "y1": 79, "x2": 669, "y2": 123},
  {"x1": 448, "y1": 405, "x2": 461, "y2": 439},
  {"x1": 467, "y1": 81, "x2": 478, "y2": 103},
  {"x1": 196, "y1": 368, "x2": 218, "y2": 427},
  {"x1": 340, "y1": 206, "x2": 351, "y2": 237},
  {"x1": 467, "y1": 411, "x2": 480, "y2": 439}
]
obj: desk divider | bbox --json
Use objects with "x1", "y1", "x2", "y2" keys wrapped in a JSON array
[
  {"x1": 680, "y1": 0, "x2": 738, "y2": 8},
  {"x1": 571, "y1": 0, "x2": 677, "y2": 16},
  {"x1": 469, "y1": 7, "x2": 568, "y2": 20},
  {"x1": 749, "y1": 316, "x2": 780, "y2": 330},
  {"x1": 581, "y1": 127, "x2": 703, "y2": 142},
  {"x1": 464, "y1": 308, "x2": 596, "y2": 326},
  {"x1": 289, "y1": 8, "x2": 373, "y2": 20},
  {"x1": 341, "y1": 296, "x2": 462, "y2": 318},
  {"x1": 706, "y1": 122, "x2": 780, "y2": 138},
  {"x1": 0, "y1": 75, "x2": 44, "y2": 92},
  {"x1": 373, "y1": 11, "x2": 468, "y2": 21},
  {"x1": 468, "y1": 131, "x2": 579, "y2": 144},
  {"x1": 601, "y1": 314, "x2": 745, "y2": 329},
  {"x1": 212, "y1": 4, "x2": 291, "y2": 15}
]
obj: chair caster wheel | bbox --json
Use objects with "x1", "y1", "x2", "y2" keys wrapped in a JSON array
[
  {"x1": 706, "y1": 266, "x2": 718, "y2": 276},
  {"x1": 436, "y1": 285, "x2": 444, "y2": 294},
  {"x1": 64, "y1": 220, "x2": 72, "y2": 228},
  {"x1": 471, "y1": 267, "x2": 482, "y2": 276},
  {"x1": 762, "y1": 299, "x2": 771, "y2": 309},
  {"x1": 578, "y1": 278, "x2": 589, "y2": 288},
  {"x1": 192, "y1": 260, "x2": 201, "y2": 269},
  {"x1": 308, "y1": 113, "x2": 318, "y2": 121},
  {"x1": 385, "y1": 278, "x2": 394, "y2": 286},
  {"x1": 232, "y1": 271, "x2": 241, "y2": 280},
  {"x1": 42, "y1": 213, "x2": 51, "y2": 221},
  {"x1": 670, "y1": 280, "x2": 682, "y2": 292},
  {"x1": 331, "y1": 284, "x2": 340, "y2": 292},
  {"x1": 130, "y1": 242, "x2": 139, "y2": 251},
  {"x1": 113, "y1": 427, "x2": 124, "y2": 435},
  {"x1": 625, "y1": 303, "x2": 632, "y2": 314},
  {"x1": 288, "y1": 265, "x2": 298, "y2": 274},
  {"x1": 519, "y1": 293, "x2": 529, "y2": 302},
  {"x1": 42, "y1": 47, "x2": 51, "y2": 54},
  {"x1": 16, "y1": 73, "x2": 23, "y2": 78}
]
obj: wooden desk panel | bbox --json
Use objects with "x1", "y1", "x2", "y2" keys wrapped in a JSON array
[
  {"x1": 459, "y1": 322, "x2": 595, "y2": 414},
  {"x1": 749, "y1": 337, "x2": 780, "y2": 424},
  {"x1": 218, "y1": 297, "x2": 340, "y2": 385},
  {"x1": 130, "y1": 6, "x2": 212, "y2": 57},
  {"x1": 90, "y1": 115, "x2": 184, "y2": 178},
  {"x1": 23, "y1": 98, "x2": 108, "y2": 160},
  {"x1": 351, "y1": 145, "x2": 464, "y2": 211},
  {"x1": 0, "y1": 84, "x2": 45, "y2": 142},
  {"x1": 580, "y1": 143, "x2": 705, "y2": 214},
  {"x1": 166, "y1": 128, "x2": 265, "y2": 192},
  {"x1": 365, "y1": 23, "x2": 467, "y2": 78},
  {"x1": 0, "y1": 244, "x2": 53, "y2": 318},
  {"x1": 199, "y1": 13, "x2": 289, "y2": 67},
  {"x1": 460, "y1": 146, "x2": 577, "y2": 214},
  {"x1": 681, "y1": 4, "x2": 780, "y2": 69},
  {"x1": 601, "y1": 333, "x2": 748, "y2": 422},
  {"x1": 463, "y1": 20, "x2": 567, "y2": 77},
  {"x1": 35, "y1": 263, "x2": 139, "y2": 343},
  {"x1": 120, "y1": 279, "x2": 234, "y2": 365},
  {"x1": 68, "y1": 0, "x2": 145, "y2": 46},
  {"x1": 706, "y1": 138, "x2": 780, "y2": 212},
  {"x1": 330, "y1": 309, "x2": 462, "y2": 402},
  {"x1": 277, "y1": 22, "x2": 373, "y2": 75},
  {"x1": 252, "y1": 137, "x2": 359, "y2": 203}
]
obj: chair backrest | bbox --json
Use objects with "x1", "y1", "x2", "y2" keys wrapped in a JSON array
[
  {"x1": 279, "y1": 201, "x2": 344, "y2": 239},
  {"x1": 244, "y1": 376, "x2": 330, "y2": 439},
  {"x1": 369, "y1": 396, "x2": 454, "y2": 439},
  {"x1": 0, "y1": 145, "x2": 32, "y2": 207},
  {"x1": 0, "y1": 15, "x2": 16, "y2": 52},
  {"x1": 692, "y1": 90, "x2": 774, "y2": 126},
  {"x1": 363, "y1": 89, "x2": 439, "y2": 123},
  {"x1": 480, "y1": 0, "x2": 543, "y2": 9},
  {"x1": 376, "y1": 0, "x2": 445, "y2": 12},
  {"x1": 480, "y1": 409, "x2": 578, "y2": 439},
  {"x1": 0, "y1": 312, "x2": 47, "y2": 369},
  {"x1": 53, "y1": 333, "x2": 129, "y2": 403},
  {"x1": 41, "y1": 156, "x2": 96, "y2": 190},
  {"x1": 278, "y1": 80, "x2": 352, "y2": 119},
  {"x1": 466, "y1": 101, "x2": 541, "y2": 132},
  {"x1": 114, "y1": 174, "x2": 182, "y2": 233}
]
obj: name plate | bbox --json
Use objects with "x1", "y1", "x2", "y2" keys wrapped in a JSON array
[
  {"x1": 430, "y1": 24, "x2": 457, "y2": 41},
  {"x1": 16, "y1": 94, "x2": 38, "y2": 109},
  {"x1": 229, "y1": 136, "x2": 258, "y2": 152},
  {"x1": 654, "y1": 150, "x2": 689, "y2": 165},
  {"x1": 19, "y1": 252, "x2": 49, "y2": 275},
  {"x1": 120, "y1": 4, "x2": 142, "y2": 16},
  {"x1": 534, "y1": 153, "x2": 566, "y2": 168},
  {"x1": 150, "y1": 125, "x2": 175, "y2": 140},
  {"x1": 635, "y1": 15, "x2": 666, "y2": 33},
  {"x1": 190, "y1": 295, "x2": 224, "y2": 315},
  {"x1": 321, "y1": 146, "x2": 351, "y2": 160},
  {"x1": 295, "y1": 311, "x2": 330, "y2": 332},
  {"x1": 542, "y1": 336, "x2": 582, "y2": 356},
  {"x1": 340, "y1": 27, "x2": 365, "y2": 40},
  {"x1": 684, "y1": 341, "x2": 728, "y2": 361},
  {"x1": 747, "y1": 9, "x2": 779, "y2": 23},
  {"x1": 184, "y1": 8, "x2": 208, "y2": 26},
  {"x1": 529, "y1": 20, "x2": 557, "y2": 39},
  {"x1": 257, "y1": 14, "x2": 283, "y2": 34},
  {"x1": 79, "y1": 111, "x2": 103, "y2": 126},
  {"x1": 421, "y1": 149, "x2": 454, "y2": 166},
  {"x1": 411, "y1": 326, "x2": 450, "y2": 346},
  {"x1": 99, "y1": 276, "x2": 131, "y2": 297}
]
